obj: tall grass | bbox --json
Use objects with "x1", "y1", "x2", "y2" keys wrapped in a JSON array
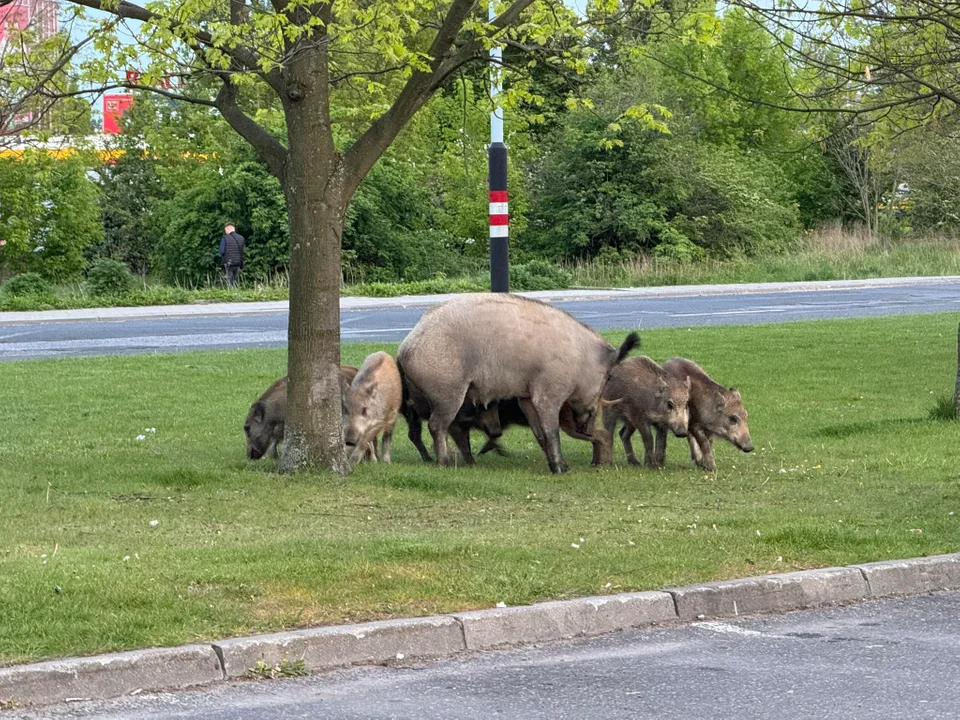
[{"x1": 565, "y1": 228, "x2": 960, "y2": 288}]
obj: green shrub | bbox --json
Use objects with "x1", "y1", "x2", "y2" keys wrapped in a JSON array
[
  {"x1": 510, "y1": 260, "x2": 572, "y2": 291},
  {"x1": 86, "y1": 259, "x2": 136, "y2": 296},
  {"x1": 2, "y1": 272, "x2": 53, "y2": 297}
]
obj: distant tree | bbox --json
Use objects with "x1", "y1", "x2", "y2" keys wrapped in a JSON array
[{"x1": 0, "y1": 150, "x2": 102, "y2": 279}]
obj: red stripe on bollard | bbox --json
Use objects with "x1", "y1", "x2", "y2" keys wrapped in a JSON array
[{"x1": 489, "y1": 190, "x2": 508, "y2": 203}]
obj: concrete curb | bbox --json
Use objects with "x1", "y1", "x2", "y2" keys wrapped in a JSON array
[
  {"x1": 212, "y1": 616, "x2": 465, "y2": 679},
  {"x1": 3, "y1": 551, "x2": 960, "y2": 708},
  {"x1": 453, "y1": 591, "x2": 677, "y2": 651},
  {"x1": 666, "y1": 566, "x2": 868, "y2": 621},
  {"x1": 2, "y1": 275, "x2": 959, "y2": 325},
  {"x1": 0, "y1": 645, "x2": 222, "y2": 708}
]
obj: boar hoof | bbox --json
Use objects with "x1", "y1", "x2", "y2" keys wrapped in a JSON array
[
  {"x1": 549, "y1": 459, "x2": 570, "y2": 475},
  {"x1": 697, "y1": 460, "x2": 717, "y2": 472},
  {"x1": 645, "y1": 460, "x2": 663, "y2": 470},
  {"x1": 626, "y1": 456, "x2": 642, "y2": 467}
]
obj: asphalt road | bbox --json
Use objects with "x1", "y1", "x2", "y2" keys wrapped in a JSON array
[
  {"x1": 2, "y1": 281, "x2": 960, "y2": 361},
  {"x1": 18, "y1": 591, "x2": 960, "y2": 719}
]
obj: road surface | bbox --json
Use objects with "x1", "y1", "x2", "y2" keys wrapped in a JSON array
[
  {"x1": 16, "y1": 591, "x2": 960, "y2": 719},
  {"x1": 2, "y1": 280, "x2": 959, "y2": 361}
]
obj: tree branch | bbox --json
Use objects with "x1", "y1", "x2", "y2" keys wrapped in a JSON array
[
  {"x1": 67, "y1": 0, "x2": 283, "y2": 93},
  {"x1": 215, "y1": 81, "x2": 288, "y2": 180}
]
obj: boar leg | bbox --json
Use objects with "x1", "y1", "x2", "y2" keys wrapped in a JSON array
[
  {"x1": 654, "y1": 426, "x2": 669, "y2": 468},
  {"x1": 380, "y1": 429, "x2": 393, "y2": 464},
  {"x1": 447, "y1": 423, "x2": 476, "y2": 466},
  {"x1": 479, "y1": 437, "x2": 509, "y2": 456},
  {"x1": 403, "y1": 410, "x2": 434, "y2": 463},
  {"x1": 619, "y1": 423, "x2": 642, "y2": 466},
  {"x1": 517, "y1": 398, "x2": 551, "y2": 460},
  {"x1": 637, "y1": 422, "x2": 661, "y2": 469},
  {"x1": 691, "y1": 427, "x2": 716, "y2": 471},
  {"x1": 596, "y1": 405, "x2": 621, "y2": 466},
  {"x1": 528, "y1": 396, "x2": 568, "y2": 474},
  {"x1": 428, "y1": 398, "x2": 465, "y2": 467},
  {"x1": 557, "y1": 407, "x2": 607, "y2": 467},
  {"x1": 349, "y1": 436, "x2": 378, "y2": 464}
]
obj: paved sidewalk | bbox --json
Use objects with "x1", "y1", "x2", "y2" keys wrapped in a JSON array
[{"x1": 2, "y1": 276, "x2": 958, "y2": 325}]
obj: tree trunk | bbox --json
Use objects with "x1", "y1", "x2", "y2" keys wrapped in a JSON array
[
  {"x1": 277, "y1": 53, "x2": 349, "y2": 474},
  {"x1": 954, "y1": 322, "x2": 960, "y2": 420}
]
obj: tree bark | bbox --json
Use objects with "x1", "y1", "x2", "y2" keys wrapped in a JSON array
[
  {"x1": 954, "y1": 322, "x2": 960, "y2": 420},
  {"x1": 277, "y1": 50, "x2": 349, "y2": 474}
]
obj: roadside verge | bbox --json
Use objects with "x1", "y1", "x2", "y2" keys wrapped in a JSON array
[{"x1": 3, "y1": 552, "x2": 960, "y2": 708}]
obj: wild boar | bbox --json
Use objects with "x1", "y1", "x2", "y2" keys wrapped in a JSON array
[
  {"x1": 344, "y1": 352, "x2": 403, "y2": 464},
  {"x1": 396, "y1": 293, "x2": 638, "y2": 473},
  {"x1": 245, "y1": 366, "x2": 366, "y2": 461},
  {"x1": 471, "y1": 399, "x2": 611, "y2": 461},
  {"x1": 403, "y1": 396, "x2": 610, "y2": 464},
  {"x1": 657, "y1": 357, "x2": 754, "y2": 471},
  {"x1": 594, "y1": 356, "x2": 690, "y2": 468}
]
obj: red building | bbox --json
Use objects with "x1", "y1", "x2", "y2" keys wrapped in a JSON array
[
  {"x1": 0, "y1": 0, "x2": 58, "y2": 134},
  {"x1": 0, "y1": 0, "x2": 57, "y2": 48},
  {"x1": 102, "y1": 94, "x2": 135, "y2": 134}
]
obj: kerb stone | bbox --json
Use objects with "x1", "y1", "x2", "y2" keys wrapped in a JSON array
[
  {"x1": 453, "y1": 592, "x2": 676, "y2": 650},
  {"x1": 213, "y1": 616, "x2": 464, "y2": 679},
  {"x1": 668, "y1": 567, "x2": 868, "y2": 620},
  {"x1": 856, "y1": 553, "x2": 960, "y2": 598},
  {"x1": 0, "y1": 645, "x2": 222, "y2": 707}
]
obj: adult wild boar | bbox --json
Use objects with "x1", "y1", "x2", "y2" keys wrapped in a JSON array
[
  {"x1": 245, "y1": 366, "x2": 363, "y2": 460},
  {"x1": 343, "y1": 352, "x2": 403, "y2": 464},
  {"x1": 597, "y1": 356, "x2": 690, "y2": 468},
  {"x1": 396, "y1": 294, "x2": 639, "y2": 473},
  {"x1": 657, "y1": 357, "x2": 754, "y2": 472}
]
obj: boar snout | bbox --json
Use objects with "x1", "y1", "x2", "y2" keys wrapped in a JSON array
[{"x1": 740, "y1": 440, "x2": 755, "y2": 453}]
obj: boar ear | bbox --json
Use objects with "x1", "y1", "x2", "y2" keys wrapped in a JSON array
[
  {"x1": 685, "y1": 376, "x2": 691, "y2": 389},
  {"x1": 729, "y1": 387, "x2": 741, "y2": 400},
  {"x1": 657, "y1": 376, "x2": 668, "y2": 389},
  {"x1": 366, "y1": 382, "x2": 378, "y2": 396},
  {"x1": 715, "y1": 392, "x2": 727, "y2": 410},
  {"x1": 250, "y1": 402, "x2": 265, "y2": 423}
]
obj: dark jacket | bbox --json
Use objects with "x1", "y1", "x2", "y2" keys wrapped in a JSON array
[{"x1": 219, "y1": 231, "x2": 245, "y2": 267}]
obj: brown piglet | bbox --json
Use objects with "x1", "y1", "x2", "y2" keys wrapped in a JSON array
[
  {"x1": 245, "y1": 366, "x2": 366, "y2": 461},
  {"x1": 344, "y1": 352, "x2": 403, "y2": 464},
  {"x1": 658, "y1": 357, "x2": 754, "y2": 471},
  {"x1": 596, "y1": 356, "x2": 690, "y2": 468}
]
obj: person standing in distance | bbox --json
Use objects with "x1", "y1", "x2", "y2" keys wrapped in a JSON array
[{"x1": 218, "y1": 223, "x2": 245, "y2": 287}]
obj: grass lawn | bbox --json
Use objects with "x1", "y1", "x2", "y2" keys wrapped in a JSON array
[{"x1": 2, "y1": 313, "x2": 960, "y2": 666}]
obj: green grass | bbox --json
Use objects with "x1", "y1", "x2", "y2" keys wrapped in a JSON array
[{"x1": 2, "y1": 314, "x2": 960, "y2": 665}]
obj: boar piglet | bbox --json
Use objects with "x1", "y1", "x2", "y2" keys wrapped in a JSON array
[
  {"x1": 596, "y1": 356, "x2": 690, "y2": 468},
  {"x1": 344, "y1": 352, "x2": 403, "y2": 464},
  {"x1": 657, "y1": 357, "x2": 754, "y2": 472},
  {"x1": 245, "y1": 366, "x2": 365, "y2": 461},
  {"x1": 471, "y1": 399, "x2": 611, "y2": 464}
]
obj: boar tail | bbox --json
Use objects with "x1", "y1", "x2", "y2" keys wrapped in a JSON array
[{"x1": 615, "y1": 332, "x2": 640, "y2": 364}]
